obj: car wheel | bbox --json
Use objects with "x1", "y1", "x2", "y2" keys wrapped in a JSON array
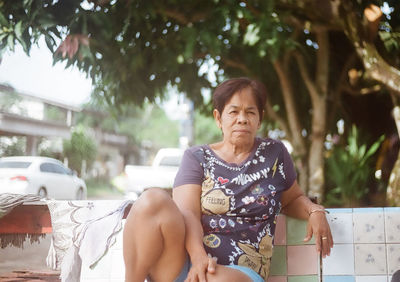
[
  {"x1": 76, "y1": 188, "x2": 84, "y2": 200},
  {"x1": 38, "y1": 187, "x2": 47, "y2": 199}
]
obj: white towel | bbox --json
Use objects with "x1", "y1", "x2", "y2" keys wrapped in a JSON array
[{"x1": 46, "y1": 199, "x2": 133, "y2": 282}]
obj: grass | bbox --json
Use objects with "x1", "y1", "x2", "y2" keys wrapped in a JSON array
[{"x1": 86, "y1": 178, "x2": 124, "y2": 199}]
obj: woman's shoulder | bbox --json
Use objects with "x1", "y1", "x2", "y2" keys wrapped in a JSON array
[
  {"x1": 183, "y1": 144, "x2": 208, "y2": 162},
  {"x1": 186, "y1": 144, "x2": 207, "y2": 154},
  {"x1": 256, "y1": 137, "x2": 291, "y2": 154},
  {"x1": 257, "y1": 137, "x2": 285, "y2": 147}
]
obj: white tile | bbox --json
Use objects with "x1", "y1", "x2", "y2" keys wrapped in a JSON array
[
  {"x1": 387, "y1": 244, "x2": 400, "y2": 275},
  {"x1": 81, "y1": 279, "x2": 110, "y2": 282},
  {"x1": 323, "y1": 244, "x2": 355, "y2": 275},
  {"x1": 355, "y1": 276, "x2": 387, "y2": 282},
  {"x1": 326, "y1": 212, "x2": 353, "y2": 244},
  {"x1": 353, "y1": 210, "x2": 385, "y2": 243},
  {"x1": 355, "y1": 244, "x2": 387, "y2": 275},
  {"x1": 385, "y1": 211, "x2": 400, "y2": 243},
  {"x1": 110, "y1": 249, "x2": 125, "y2": 279}
]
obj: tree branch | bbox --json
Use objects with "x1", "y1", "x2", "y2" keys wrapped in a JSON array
[
  {"x1": 294, "y1": 51, "x2": 320, "y2": 105},
  {"x1": 158, "y1": 9, "x2": 208, "y2": 25},
  {"x1": 221, "y1": 58, "x2": 253, "y2": 76},
  {"x1": 315, "y1": 29, "x2": 329, "y2": 95},
  {"x1": 342, "y1": 2, "x2": 400, "y2": 95},
  {"x1": 264, "y1": 99, "x2": 291, "y2": 141},
  {"x1": 273, "y1": 59, "x2": 306, "y2": 155}
]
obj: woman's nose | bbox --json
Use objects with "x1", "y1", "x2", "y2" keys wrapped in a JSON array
[{"x1": 237, "y1": 112, "x2": 248, "y2": 124}]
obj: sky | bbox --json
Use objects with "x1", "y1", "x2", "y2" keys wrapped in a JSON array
[
  {"x1": 0, "y1": 37, "x2": 185, "y2": 119},
  {"x1": 0, "y1": 38, "x2": 92, "y2": 107}
]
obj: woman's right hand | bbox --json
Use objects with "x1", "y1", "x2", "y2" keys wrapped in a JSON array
[{"x1": 185, "y1": 256, "x2": 217, "y2": 282}]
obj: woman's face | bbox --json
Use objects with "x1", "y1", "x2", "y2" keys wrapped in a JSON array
[{"x1": 214, "y1": 87, "x2": 261, "y2": 146}]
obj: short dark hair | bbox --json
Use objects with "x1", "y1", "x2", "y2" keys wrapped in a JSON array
[
  {"x1": 392, "y1": 270, "x2": 400, "y2": 282},
  {"x1": 212, "y1": 77, "x2": 267, "y2": 122}
]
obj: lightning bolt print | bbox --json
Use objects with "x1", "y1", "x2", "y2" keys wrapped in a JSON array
[{"x1": 271, "y1": 158, "x2": 278, "y2": 178}]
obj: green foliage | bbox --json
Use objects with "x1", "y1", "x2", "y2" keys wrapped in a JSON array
[
  {"x1": 0, "y1": 0, "x2": 296, "y2": 108},
  {"x1": 325, "y1": 125, "x2": 384, "y2": 207},
  {"x1": 0, "y1": 89, "x2": 22, "y2": 111},
  {"x1": 43, "y1": 105, "x2": 67, "y2": 123},
  {"x1": 193, "y1": 111, "x2": 222, "y2": 145},
  {"x1": 76, "y1": 94, "x2": 180, "y2": 149},
  {"x1": 0, "y1": 136, "x2": 25, "y2": 157},
  {"x1": 121, "y1": 104, "x2": 180, "y2": 149},
  {"x1": 86, "y1": 177, "x2": 123, "y2": 199},
  {"x1": 63, "y1": 125, "x2": 97, "y2": 174}
]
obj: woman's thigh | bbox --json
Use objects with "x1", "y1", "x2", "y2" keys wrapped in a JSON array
[{"x1": 124, "y1": 188, "x2": 186, "y2": 281}]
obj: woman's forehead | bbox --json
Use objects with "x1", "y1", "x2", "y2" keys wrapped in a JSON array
[{"x1": 225, "y1": 89, "x2": 257, "y2": 106}]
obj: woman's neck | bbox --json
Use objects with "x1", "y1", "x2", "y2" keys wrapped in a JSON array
[{"x1": 210, "y1": 138, "x2": 255, "y2": 164}]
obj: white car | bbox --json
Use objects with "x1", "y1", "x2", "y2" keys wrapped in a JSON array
[{"x1": 0, "y1": 156, "x2": 87, "y2": 200}]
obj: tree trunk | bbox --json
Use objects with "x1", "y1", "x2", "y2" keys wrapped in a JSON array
[
  {"x1": 308, "y1": 30, "x2": 329, "y2": 201},
  {"x1": 308, "y1": 98, "x2": 326, "y2": 201},
  {"x1": 293, "y1": 29, "x2": 329, "y2": 201},
  {"x1": 342, "y1": 2, "x2": 400, "y2": 94},
  {"x1": 387, "y1": 106, "x2": 400, "y2": 206},
  {"x1": 272, "y1": 60, "x2": 308, "y2": 191}
]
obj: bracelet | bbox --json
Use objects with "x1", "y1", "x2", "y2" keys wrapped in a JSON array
[{"x1": 309, "y1": 208, "x2": 329, "y2": 215}]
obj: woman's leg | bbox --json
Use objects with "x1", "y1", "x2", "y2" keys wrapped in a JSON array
[
  {"x1": 123, "y1": 188, "x2": 186, "y2": 282},
  {"x1": 206, "y1": 265, "x2": 255, "y2": 282}
]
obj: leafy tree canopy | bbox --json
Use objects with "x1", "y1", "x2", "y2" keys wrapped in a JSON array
[
  {"x1": 1, "y1": 0, "x2": 399, "y2": 109},
  {"x1": 2, "y1": 0, "x2": 400, "y2": 199}
]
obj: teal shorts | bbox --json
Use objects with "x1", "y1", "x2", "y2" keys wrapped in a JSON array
[{"x1": 175, "y1": 257, "x2": 264, "y2": 282}]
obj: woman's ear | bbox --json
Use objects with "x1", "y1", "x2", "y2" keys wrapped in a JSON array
[{"x1": 213, "y1": 109, "x2": 222, "y2": 128}]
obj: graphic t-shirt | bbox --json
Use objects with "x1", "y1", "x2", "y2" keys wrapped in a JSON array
[{"x1": 173, "y1": 137, "x2": 297, "y2": 280}]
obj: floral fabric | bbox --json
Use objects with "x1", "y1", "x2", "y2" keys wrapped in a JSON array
[{"x1": 174, "y1": 138, "x2": 297, "y2": 280}]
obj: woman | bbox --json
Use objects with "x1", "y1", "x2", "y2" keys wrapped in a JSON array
[{"x1": 123, "y1": 77, "x2": 333, "y2": 282}]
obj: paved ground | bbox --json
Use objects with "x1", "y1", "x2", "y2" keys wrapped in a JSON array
[{"x1": 0, "y1": 234, "x2": 54, "y2": 275}]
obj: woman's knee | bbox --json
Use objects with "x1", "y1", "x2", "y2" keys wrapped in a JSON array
[{"x1": 128, "y1": 187, "x2": 183, "y2": 224}]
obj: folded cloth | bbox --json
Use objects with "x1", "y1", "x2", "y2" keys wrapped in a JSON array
[
  {"x1": 46, "y1": 199, "x2": 133, "y2": 282},
  {"x1": 0, "y1": 193, "x2": 44, "y2": 248},
  {"x1": 0, "y1": 193, "x2": 42, "y2": 218}
]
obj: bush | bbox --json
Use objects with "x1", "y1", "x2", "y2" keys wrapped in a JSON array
[
  {"x1": 325, "y1": 125, "x2": 384, "y2": 207},
  {"x1": 63, "y1": 125, "x2": 97, "y2": 176}
]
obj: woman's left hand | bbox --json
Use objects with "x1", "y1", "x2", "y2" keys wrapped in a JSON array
[{"x1": 303, "y1": 211, "x2": 333, "y2": 258}]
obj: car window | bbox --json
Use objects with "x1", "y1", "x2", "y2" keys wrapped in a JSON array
[
  {"x1": 52, "y1": 164, "x2": 68, "y2": 175},
  {"x1": 0, "y1": 161, "x2": 32, "y2": 168},
  {"x1": 158, "y1": 156, "x2": 182, "y2": 167},
  {"x1": 40, "y1": 162, "x2": 68, "y2": 174},
  {"x1": 40, "y1": 163, "x2": 55, "y2": 173}
]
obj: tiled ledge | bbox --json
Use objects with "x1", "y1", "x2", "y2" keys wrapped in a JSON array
[
  {"x1": 269, "y1": 208, "x2": 400, "y2": 282},
  {"x1": 1, "y1": 205, "x2": 398, "y2": 281},
  {"x1": 81, "y1": 208, "x2": 400, "y2": 282}
]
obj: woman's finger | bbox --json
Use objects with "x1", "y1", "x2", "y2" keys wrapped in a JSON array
[
  {"x1": 303, "y1": 222, "x2": 313, "y2": 242},
  {"x1": 207, "y1": 257, "x2": 217, "y2": 274}
]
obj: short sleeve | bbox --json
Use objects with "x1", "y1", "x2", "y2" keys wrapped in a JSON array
[
  {"x1": 281, "y1": 142, "x2": 297, "y2": 190},
  {"x1": 173, "y1": 149, "x2": 204, "y2": 187}
]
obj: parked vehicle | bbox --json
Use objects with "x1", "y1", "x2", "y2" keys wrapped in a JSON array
[
  {"x1": 124, "y1": 148, "x2": 184, "y2": 199},
  {"x1": 0, "y1": 156, "x2": 87, "y2": 200}
]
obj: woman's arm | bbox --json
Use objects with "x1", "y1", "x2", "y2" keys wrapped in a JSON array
[
  {"x1": 281, "y1": 181, "x2": 333, "y2": 257},
  {"x1": 173, "y1": 184, "x2": 217, "y2": 282}
]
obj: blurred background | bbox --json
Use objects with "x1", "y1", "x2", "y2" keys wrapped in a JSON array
[{"x1": 0, "y1": 0, "x2": 400, "y2": 208}]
